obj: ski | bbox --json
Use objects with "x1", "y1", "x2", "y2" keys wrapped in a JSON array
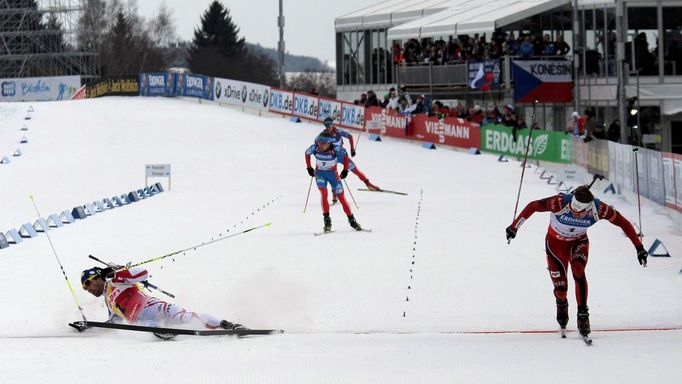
[
  {"x1": 68, "y1": 321, "x2": 281, "y2": 336},
  {"x1": 357, "y1": 188, "x2": 407, "y2": 196},
  {"x1": 314, "y1": 228, "x2": 372, "y2": 236}
]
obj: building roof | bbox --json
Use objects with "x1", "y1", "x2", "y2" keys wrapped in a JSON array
[
  {"x1": 386, "y1": 0, "x2": 570, "y2": 40},
  {"x1": 335, "y1": 0, "x2": 461, "y2": 31}
]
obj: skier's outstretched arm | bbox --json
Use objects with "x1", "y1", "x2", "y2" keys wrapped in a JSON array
[
  {"x1": 598, "y1": 202, "x2": 647, "y2": 267},
  {"x1": 506, "y1": 196, "x2": 560, "y2": 240}
]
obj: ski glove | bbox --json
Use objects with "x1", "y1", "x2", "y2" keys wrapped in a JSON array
[
  {"x1": 505, "y1": 226, "x2": 517, "y2": 241},
  {"x1": 340, "y1": 169, "x2": 349, "y2": 179},
  {"x1": 351, "y1": 148, "x2": 356, "y2": 157},
  {"x1": 636, "y1": 245, "x2": 648, "y2": 267},
  {"x1": 307, "y1": 167, "x2": 315, "y2": 177}
]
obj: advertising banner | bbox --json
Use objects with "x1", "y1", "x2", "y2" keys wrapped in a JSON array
[
  {"x1": 646, "y1": 149, "x2": 664, "y2": 205},
  {"x1": 292, "y1": 92, "x2": 319, "y2": 120},
  {"x1": 412, "y1": 114, "x2": 480, "y2": 148},
  {"x1": 0, "y1": 76, "x2": 81, "y2": 102},
  {"x1": 87, "y1": 76, "x2": 139, "y2": 98},
  {"x1": 573, "y1": 138, "x2": 588, "y2": 169},
  {"x1": 587, "y1": 139, "x2": 609, "y2": 177},
  {"x1": 675, "y1": 154, "x2": 682, "y2": 212},
  {"x1": 318, "y1": 97, "x2": 342, "y2": 125},
  {"x1": 468, "y1": 60, "x2": 500, "y2": 90},
  {"x1": 340, "y1": 102, "x2": 365, "y2": 130},
  {"x1": 662, "y1": 153, "x2": 676, "y2": 209},
  {"x1": 268, "y1": 88, "x2": 294, "y2": 115},
  {"x1": 139, "y1": 73, "x2": 174, "y2": 97},
  {"x1": 213, "y1": 78, "x2": 270, "y2": 110},
  {"x1": 480, "y1": 125, "x2": 572, "y2": 163},
  {"x1": 512, "y1": 60, "x2": 573, "y2": 103},
  {"x1": 174, "y1": 73, "x2": 212, "y2": 100}
]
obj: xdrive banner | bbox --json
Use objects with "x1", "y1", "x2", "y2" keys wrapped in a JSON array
[
  {"x1": 481, "y1": 124, "x2": 572, "y2": 163},
  {"x1": 214, "y1": 78, "x2": 270, "y2": 110},
  {"x1": 0, "y1": 76, "x2": 81, "y2": 102},
  {"x1": 512, "y1": 60, "x2": 573, "y2": 103}
]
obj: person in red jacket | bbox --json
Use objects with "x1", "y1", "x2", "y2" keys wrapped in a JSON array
[
  {"x1": 505, "y1": 185, "x2": 648, "y2": 338},
  {"x1": 81, "y1": 266, "x2": 244, "y2": 330}
]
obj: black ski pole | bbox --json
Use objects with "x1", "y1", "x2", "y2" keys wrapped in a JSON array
[
  {"x1": 587, "y1": 174, "x2": 605, "y2": 189},
  {"x1": 633, "y1": 147, "x2": 643, "y2": 238},
  {"x1": 124, "y1": 223, "x2": 271, "y2": 270},
  {"x1": 88, "y1": 254, "x2": 176, "y2": 299},
  {"x1": 509, "y1": 99, "x2": 539, "y2": 244},
  {"x1": 29, "y1": 195, "x2": 88, "y2": 322}
]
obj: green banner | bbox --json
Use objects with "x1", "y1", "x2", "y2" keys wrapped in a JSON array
[{"x1": 480, "y1": 124, "x2": 572, "y2": 163}]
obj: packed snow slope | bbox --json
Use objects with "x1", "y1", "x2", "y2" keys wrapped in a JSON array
[{"x1": 1, "y1": 97, "x2": 681, "y2": 383}]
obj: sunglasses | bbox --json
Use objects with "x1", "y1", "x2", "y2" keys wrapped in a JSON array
[{"x1": 82, "y1": 276, "x2": 97, "y2": 289}]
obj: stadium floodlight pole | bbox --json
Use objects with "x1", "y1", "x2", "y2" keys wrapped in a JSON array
[
  {"x1": 278, "y1": 0, "x2": 285, "y2": 88},
  {"x1": 303, "y1": 176, "x2": 314, "y2": 213},
  {"x1": 509, "y1": 99, "x2": 539, "y2": 244},
  {"x1": 633, "y1": 147, "x2": 643, "y2": 238},
  {"x1": 88, "y1": 254, "x2": 176, "y2": 299},
  {"x1": 123, "y1": 223, "x2": 271, "y2": 270},
  {"x1": 28, "y1": 195, "x2": 87, "y2": 322}
]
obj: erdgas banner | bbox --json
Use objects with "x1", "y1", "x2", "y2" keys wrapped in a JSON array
[
  {"x1": 0, "y1": 76, "x2": 81, "y2": 102},
  {"x1": 481, "y1": 124, "x2": 572, "y2": 163},
  {"x1": 214, "y1": 78, "x2": 270, "y2": 111}
]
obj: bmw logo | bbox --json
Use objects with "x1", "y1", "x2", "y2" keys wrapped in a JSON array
[
  {"x1": 215, "y1": 81, "x2": 222, "y2": 99},
  {"x1": 242, "y1": 85, "x2": 247, "y2": 103}
]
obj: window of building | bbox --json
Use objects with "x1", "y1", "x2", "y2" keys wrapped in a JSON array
[
  {"x1": 626, "y1": 7, "x2": 659, "y2": 76},
  {"x1": 663, "y1": 6, "x2": 682, "y2": 76}
]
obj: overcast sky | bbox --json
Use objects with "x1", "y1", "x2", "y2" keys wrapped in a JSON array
[{"x1": 137, "y1": 0, "x2": 374, "y2": 65}]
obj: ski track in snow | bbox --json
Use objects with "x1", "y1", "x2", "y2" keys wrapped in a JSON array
[{"x1": 1, "y1": 97, "x2": 681, "y2": 383}]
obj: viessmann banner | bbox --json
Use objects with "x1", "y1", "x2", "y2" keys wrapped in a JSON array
[
  {"x1": 480, "y1": 124, "x2": 572, "y2": 163},
  {"x1": 0, "y1": 76, "x2": 81, "y2": 102},
  {"x1": 214, "y1": 78, "x2": 270, "y2": 110}
]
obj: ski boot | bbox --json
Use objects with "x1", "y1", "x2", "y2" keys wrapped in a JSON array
[
  {"x1": 577, "y1": 305, "x2": 591, "y2": 337},
  {"x1": 220, "y1": 320, "x2": 246, "y2": 330},
  {"x1": 348, "y1": 214, "x2": 362, "y2": 231},
  {"x1": 323, "y1": 213, "x2": 332, "y2": 233},
  {"x1": 556, "y1": 299, "x2": 569, "y2": 338},
  {"x1": 364, "y1": 179, "x2": 381, "y2": 191}
]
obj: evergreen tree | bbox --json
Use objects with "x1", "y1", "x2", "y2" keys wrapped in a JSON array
[
  {"x1": 188, "y1": 1, "x2": 277, "y2": 85},
  {"x1": 190, "y1": 1, "x2": 245, "y2": 59}
]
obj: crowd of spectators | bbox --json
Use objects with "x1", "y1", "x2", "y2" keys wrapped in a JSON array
[
  {"x1": 393, "y1": 31, "x2": 571, "y2": 66},
  {"x1": 353, "y1": 86, "x2": 530, "y2": 131}
]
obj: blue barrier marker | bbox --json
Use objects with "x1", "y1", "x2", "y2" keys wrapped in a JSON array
[
  {"x1": 468, "y1": 147, "x2": 481, "y2": 155},
  {"x1": 47, "y1": 213, "x2": 64, "y2": 228},
  {"x1": 60, "y1": 211, "x2": 75, "y2": 224},
  {"x1": 0, "y1": 233, "x2": 9, "y2": 249},
  {"x1": 94, "y1": 200, "x2": 107, "y2": 212},
  {"x1": 137, "y1": 189, "x2": 147, "y2": 199},
  {"x1": 33, "y1": 218, "x2": 50, "y2": 232},
  {"x1": 154, "y1": 182, "x2": 164, "y2": 193},
  {"x1": 5, "y1": 229, "x2": 22, "y2": 244},
  {"x1": 498, "y1": 155, "x2": 508, "y2": 162},
  {"x1": 127, "y1": 191, "x2": 141, "y2": 202},
  {"x1": 421, "y1": 142, "x2": 436, "y2": 149},
  {"x1": 84, "y1": 203, "x2": 97, "y2": 216},
  {"x1": 289, "y1": 116, "x2": 301, "y2": 123},
  {"x1": 104, "y1": 198, "x2": 115, "y2": 209},
  {"x1": 1, "y1": 156, "x2": 10, "y2": 164},
  {"x1": 72, "y1": 206, "x2": 87, "y2": 219},
  {"x1": 368, "y1": 134, "x2": 382, "y2": 141},
  {"x1": 648, "y1": 238, "x2": 671, "y2": 257},
  {"x1": 604, "y1": 183, "x2": 617, "y2": 194},
  {"x1": 19, "y1": 223, "x2": 39, "y2": 238}
]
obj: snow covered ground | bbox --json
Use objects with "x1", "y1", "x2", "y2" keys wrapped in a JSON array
[{"x1": 1, "y1": 97, "x2": 681, "y2": 383}]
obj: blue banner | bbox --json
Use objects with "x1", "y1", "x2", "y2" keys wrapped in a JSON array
[
  {"x1": 139, "y1": 73, "x2": 175, "y2": 97},
  {"x1": 174, "y1": 73, "x2": 213, "y2": 100}
]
